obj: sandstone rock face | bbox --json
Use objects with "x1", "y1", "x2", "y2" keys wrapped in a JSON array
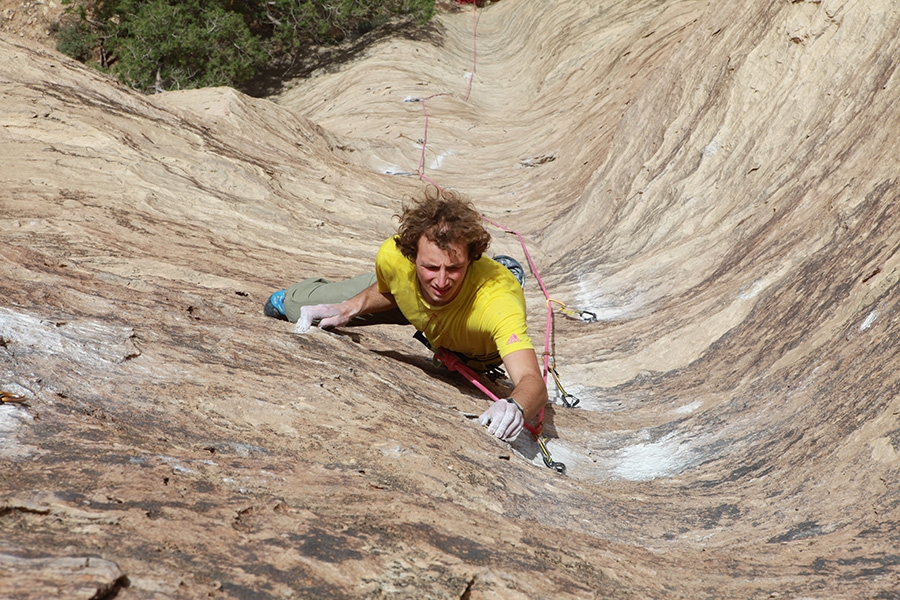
[{"x1": 2, "y1": 0, "x2": 900, "y2": 597}]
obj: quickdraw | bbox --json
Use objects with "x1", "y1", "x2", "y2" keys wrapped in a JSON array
[
  {"x1": 548, "y1": 362, "x2": 580, "y2": 408},
  {"x1": 549, "y1": 298, "x2": 598, "y2": 323},
  {"x1": 537, "y1": 436, "x2": 566, "y2": 475}
]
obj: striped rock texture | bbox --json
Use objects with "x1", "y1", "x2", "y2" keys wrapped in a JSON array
[{"x1": 2, "y1": 0, "x2": 899, "y2": 597}]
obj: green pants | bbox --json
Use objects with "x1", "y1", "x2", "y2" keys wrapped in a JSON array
[{"x1": 283, "y1": 273, "x2": 409, "y2": 326}]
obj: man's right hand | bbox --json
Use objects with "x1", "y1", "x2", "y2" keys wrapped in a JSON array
[{"x1": 295, "y1": 303, "x2": 351, "y2": 332}]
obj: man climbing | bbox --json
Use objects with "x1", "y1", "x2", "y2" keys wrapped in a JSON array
[{"x1": 264, "y1": 186, "x2": 546, "y2": 441}]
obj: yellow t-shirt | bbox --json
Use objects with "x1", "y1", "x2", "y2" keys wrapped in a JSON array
[{"x1": 376, "y1": 237, "x2": 533, "y2": 370}]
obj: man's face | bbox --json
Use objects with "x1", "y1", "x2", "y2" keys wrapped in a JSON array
[{"x1": 415, "y1": 235, "x2": 470, "y2": 306}]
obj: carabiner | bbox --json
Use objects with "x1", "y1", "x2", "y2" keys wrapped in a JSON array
[
  {"x1": 537, "y1": 435, "x2": 566, "y2": 475},
  {"x1": 549, "y1": 365, "x2": 581, "y2": 408}
]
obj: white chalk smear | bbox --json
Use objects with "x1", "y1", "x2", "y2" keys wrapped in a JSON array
[
  {"x1": 0, "y1": 308, "x2": 135, "y2": 365},
  {"x1": 675, "y1": 400, "x2": 702, "y2": 415},
  {"x1": 702, "y1": 138, "x2": 721, "y2": 156},
  {"x1": 738, "y1": 279, "x2": 763, "y2": 300},
  {"x1": 0, "y1": 405, "x2": 35, "y2": 459},
  {"x1": 860, "y1": 311, "x2": 877, "y2": 331},
  {"x1": 613, "y1": 434, "x2": 695, "y2": 481}
]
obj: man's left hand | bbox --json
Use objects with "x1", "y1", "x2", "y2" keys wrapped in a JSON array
[{"x1": 478, "y1": 400, "x2": 524, "y2": 441}]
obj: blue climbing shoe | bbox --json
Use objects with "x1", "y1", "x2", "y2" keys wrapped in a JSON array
[
  {"x1": 264, "y1": 289, "x2": 288, "y2": 321},
  {"x1": 493, "y1": 255, "x2": 526, "y2": 288}
]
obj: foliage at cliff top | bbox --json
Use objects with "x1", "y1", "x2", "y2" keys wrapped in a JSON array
[{"x1": 56, "y1": 0, "x2": 435, "y2": 94}]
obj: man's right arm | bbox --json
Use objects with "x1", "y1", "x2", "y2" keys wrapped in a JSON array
[{"x1": 296, "y1": 283, "x2": 397, "y2": 331}]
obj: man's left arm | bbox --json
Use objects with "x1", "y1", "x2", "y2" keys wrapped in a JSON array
[{"x1": 479, "y1": 349, "x2": 548, "y2": 440}]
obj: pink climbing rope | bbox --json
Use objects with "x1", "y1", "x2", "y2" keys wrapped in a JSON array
[
  {"x1": 414, "y1": 93, "x2": 450, "y2": 179},
  {"x1": 413, "y1": 0, "x2": 479, "y2": 182},
  {"x1": 481, "y1": 216, "x2": 557, "y2": 384},
  {"x1": 406, "y1": 2, "x2": 570, "y2": 472},
  {"x1": 463, "y1": 2, "x2": 480, "y2": 101},
  {"x1": 410, "y1": 1, "x2": 570, "y2": 402}
]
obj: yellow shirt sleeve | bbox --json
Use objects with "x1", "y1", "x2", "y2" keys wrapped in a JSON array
[{"x1": 375, "y1": 238, "x2": 399, "y2": 295}]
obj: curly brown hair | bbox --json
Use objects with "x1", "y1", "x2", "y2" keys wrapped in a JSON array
[{"x1": 395, "y1": 186, "x2": 492, "y2": 262}]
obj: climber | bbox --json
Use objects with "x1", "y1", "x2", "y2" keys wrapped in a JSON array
[{"x1": 264, "y1": 185, "x2": 546, "y2": 441}]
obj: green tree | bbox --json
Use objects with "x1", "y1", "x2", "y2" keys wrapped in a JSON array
[
  {"x1": 56, "y1": 0, "x2": 435, "y2": 94},
  {"x1": 106, "y1": 0, "x2": 265, "y2": 92},
  {"x1": 56, "y1": 19, "x2": 96, "y2": 63},
  {"x1": 262, "y1": 0, "x2": 435, "y2": 52}
]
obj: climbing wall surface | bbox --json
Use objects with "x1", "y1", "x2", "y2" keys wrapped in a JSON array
[{"x1": 2, "y1": 0, "x2": 900, "y2": 597}]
